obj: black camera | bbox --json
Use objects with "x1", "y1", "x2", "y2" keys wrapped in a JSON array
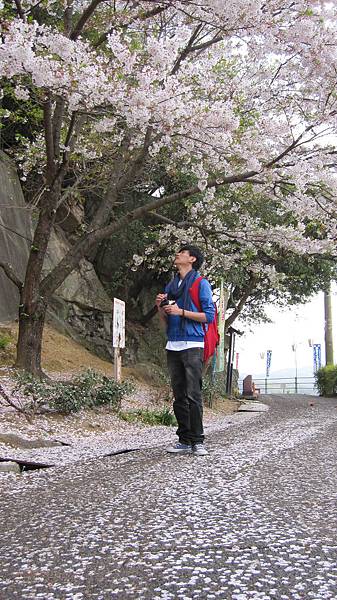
[{"x1": 160, "y1": 299, "x2": 176, "y2": 308}]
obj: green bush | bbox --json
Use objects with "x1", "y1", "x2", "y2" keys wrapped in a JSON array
[
  {"x1": 14, "y1": 369, "x2": 134, "y2": 414},
  {"x1": 202, "y1": 374, "x2": 227, "y2": 407},
  {"x1": 314, "y1": 364, "x2": 337, "y2": 397},
  {"x1": 0, "y1": 334, "x2": 11, "y2": 350},
  {"x1": 119, "y1": 407, "x2": 177, "y2": 427}
]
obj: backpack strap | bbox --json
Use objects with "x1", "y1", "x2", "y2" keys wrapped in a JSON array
[
  {"x1": 189, "y1": 276, "x2": 203, "y2": 312},
  {"x1": 189, "y1": 276, "x2": 219, "y2": 362}
]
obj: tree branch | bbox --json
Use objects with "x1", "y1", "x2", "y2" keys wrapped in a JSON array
[
  {"x1": 52, "y1": 98, "x2": 65, "y2": 158},
  {"x1": 90, "y1": 127, "x2": 153, "y2": 231},
  {"x1": 64, "y1": 0, "x2": 73, "y2": 37},
  {"x1": 13, "y1": 0, "x2": 25, "y2": 20},
  {"x1": 39, "y1": 168, "x2": 258, "y2": 298},
  {"x1": 0, "y1": 262, "x2": 23, "y2": 290},
  {"x1": 70, "y1": 0, "x2": 166, "y2": 46},
  {"x1": 56, "y1": 173, "x2": 86, "y2": 210},
  {"x1": 265, "y1": 124, "x2": 315, "y2": 169},
  {"x1": 140, "y1": 305, "x2": 158, "y2": 326},
  {"x1": 70, "y1": 0, "x2": 104, "y2": 41},
  {"x1": 43, "y1": 97, "x2": 55, "y2": 180},
  {"x1": 93, "y1": 5, "x2": 166, "y2": 48},
  {"x1": 225, "y1": 278, "x2": 257, "y2": 330},
  {"x1": 171, "y1": 24, "x2": 203, "y2": 76},
  {"x1": 0, "y1": 384, "x2": 32, "y2": 422},
  {"x1": 191, "y1": 34, "x2": 224, "y2": 53},
  {"x1": 39, "y1": 118, "x2": 321, "y2": 301}
]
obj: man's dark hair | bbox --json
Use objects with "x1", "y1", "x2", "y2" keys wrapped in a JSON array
[{"x1": 178, "y1": 244, "x2": 204, "y2": 270}]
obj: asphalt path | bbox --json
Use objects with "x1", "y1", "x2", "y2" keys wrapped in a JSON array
[{"x1": 1, "y1": 395, "x2": 337, "y2": 600}]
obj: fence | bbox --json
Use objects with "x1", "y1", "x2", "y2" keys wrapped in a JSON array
[{"x1": 239, "y1": 376, "x2": 317, "y2": 396}]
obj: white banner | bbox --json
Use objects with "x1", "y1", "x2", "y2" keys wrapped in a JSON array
[{"x1": 112, "y1": 298, "x2": 125, "y2": 348}]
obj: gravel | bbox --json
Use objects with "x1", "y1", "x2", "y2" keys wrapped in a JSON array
[{"x1": 0, "y1": 395, "x2": 336, "y2": 599}]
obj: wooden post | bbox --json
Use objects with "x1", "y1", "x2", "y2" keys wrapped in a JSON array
[
  {"x1": 114, "y1": 347, "x2": 122, "y2": 382},
  {"x1": 112, "y1": 298, "x2": 125, "y2": 382}
]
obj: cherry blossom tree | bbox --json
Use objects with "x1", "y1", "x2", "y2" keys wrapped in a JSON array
[
  {"x1": 133, "y1": 181, "x2": 337, "y2": 328},
  {"x1": 0, "y1": 0, "x2": 337, "y2": 375}
]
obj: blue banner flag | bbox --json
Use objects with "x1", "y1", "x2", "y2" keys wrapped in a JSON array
[
  {"x1": 266, "y1": 349, "x2": 272, "y2": 377},
  {"x1": 313, "y1": 344, "x2": 321, "y2": 373}
]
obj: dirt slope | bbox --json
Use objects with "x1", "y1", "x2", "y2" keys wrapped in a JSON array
[{"x1": 0, "y1": 322, "x2": 113, "y2": 374}]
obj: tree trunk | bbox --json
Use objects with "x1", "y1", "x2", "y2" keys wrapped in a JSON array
[
  {"x1": 15, "y1": 167, "x2": 257, "y2": 376},
  {"x1": 15, "y1": 185, "x2": 61, "y2": 377},
  {"x1": 15, "y1": 299, "x2": 47, "y2": 378}
]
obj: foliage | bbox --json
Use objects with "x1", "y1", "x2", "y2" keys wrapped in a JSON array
[
  {"x1": 0, "y1": 335, "x2": 11, "y2": 350},
  {"x1": 2, "y1": 1, "x2": 337, "y2": 375},
  {"x1": 314, "y1": 365, "x2": 337, "y2": 397},
  {"x1": 202, "y1": 373, "x2": 228, "y2": 408},
  {"x1": 13, "y1": 369, "x2": 134, "y2": 414},
  {"x1": 119, "y1": 407, "x2": 177, "y2": 427},
  {"x1": 136, "y1": 182, "x2": 337, "y2": 326},
  {"x1": 0, "y1": 80, "x2": 44, "y2": 152}
]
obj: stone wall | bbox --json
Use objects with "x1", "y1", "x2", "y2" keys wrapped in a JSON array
[
  {"x1": 43, "y1": 227, "x2": 113, "y2": 359},
  {"x1": 0, "y1": 151, "x2": 33, "y2": 322},
  {"x1": 0, "y1": 154, "x2": 113, "y2": 359},
  {"x1": 0, "y1": 154, "x2": 166, "y2": 367}
]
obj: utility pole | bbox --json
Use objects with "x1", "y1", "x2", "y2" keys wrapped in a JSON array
[{"x1": 324, "y1": 286, "x2": 334, "y2": 365}]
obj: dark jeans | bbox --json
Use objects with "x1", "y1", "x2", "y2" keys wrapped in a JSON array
[{"x1": 166, "y1": 348, "x2": 204, "y2": 444}]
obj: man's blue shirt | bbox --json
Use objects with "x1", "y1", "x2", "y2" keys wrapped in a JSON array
[{"x1": 165, "y1": 275, "x2": 215, "y2": 342}]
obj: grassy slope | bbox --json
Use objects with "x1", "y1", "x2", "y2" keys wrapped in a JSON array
[{"x1": 0, "y1": 323, "x2": 113, "y2": 375}]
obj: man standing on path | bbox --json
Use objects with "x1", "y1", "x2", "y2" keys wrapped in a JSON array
[{"x1": 156, "y1": 245, "x2": 215, "y2": 456}]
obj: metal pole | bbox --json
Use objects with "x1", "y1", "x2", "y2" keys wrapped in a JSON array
[
  {"x1": 324, "y1": 287, "x2": 334, "y2": 365},
  {"x1": 225, "y1": 331, "x2": 233, "y2": 394},
  {"x1": 228, "y1": 333, "x2": 236, "y2": 396},
  {"x1": 114, "y1": 346, "x2": 122, "y2": 382}
]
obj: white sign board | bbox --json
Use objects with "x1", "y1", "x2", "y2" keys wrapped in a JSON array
[{"x1": 112, "y1": 298, "x2": 125, "y2": 348}]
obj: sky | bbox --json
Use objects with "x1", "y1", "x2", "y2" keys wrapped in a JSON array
[{"x1": 235, "y1": 284, "x2": 337, "y2": 379}]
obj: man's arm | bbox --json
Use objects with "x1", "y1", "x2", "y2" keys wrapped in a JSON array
[
  {"x1": 164, "y1": 304, "x2": 207, "y2": 323},
  {"x1": 156, "y1": 294, "x2": 206, "y2": 323},
  {"x1": 198, "y1": 279, "x2": 215, "y2": 323}
]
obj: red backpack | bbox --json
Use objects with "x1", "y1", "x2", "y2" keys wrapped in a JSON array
[{"x1": 189, "y1": 276, "x2": 219, "y2": 363}]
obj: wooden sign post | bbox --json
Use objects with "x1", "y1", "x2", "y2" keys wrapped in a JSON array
[{"x1": 112, "y1": 298, "x2": 125, "y2": 382}]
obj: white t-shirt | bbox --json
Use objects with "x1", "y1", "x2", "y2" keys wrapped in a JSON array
[{"x1": 166, "y1": 340, "x2": 204, "y2": 351}]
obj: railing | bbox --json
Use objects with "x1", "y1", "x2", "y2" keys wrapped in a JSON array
[{"x1": 238, "y1": 376, "x2": 317, "y2": 395}]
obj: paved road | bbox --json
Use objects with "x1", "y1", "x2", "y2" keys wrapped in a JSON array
[{"x1": 1, "y1": 395, "x2": 337, "y2": 600}]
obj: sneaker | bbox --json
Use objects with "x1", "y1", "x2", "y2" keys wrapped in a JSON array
[
  {"x1": 192, "y1": 443, "x2": 208, "y2": 456},
  {"x1": 166, "y1": 442, "x2": 192, "y2": 454}
]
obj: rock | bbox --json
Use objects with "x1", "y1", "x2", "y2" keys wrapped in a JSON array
[
  {"x1": 0, "y1": 461, "x2": 21, "y2": 474},
  {"x1": 238, "y1": 401, "x2": 269, "y2": 412},
  {"x1": 43, "y1": 228, "x2": 112, "y2": 313},
  {"x1": 55, "y1": 200, "x2": 84, "y2": 234},
  {"x1": 0, "y1": 151, "x2": 33, "y2": 322},
  {"x1": 0, "y1": 433, "x2": 63, "y2": 449},
  {"x1": 43, "y1": 228, "x2": 113, "y2": 359}
]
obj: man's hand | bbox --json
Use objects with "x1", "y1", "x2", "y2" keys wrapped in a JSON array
[
  {"x1": 156, "y1": 293, "x2": 168, "y2": 327},
  {"x1": 163, "y1": 303, "x2": 182, "y2": 316},
  {"x1": 155, "y1": 293, "x2": 167, "y2": 309}
]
